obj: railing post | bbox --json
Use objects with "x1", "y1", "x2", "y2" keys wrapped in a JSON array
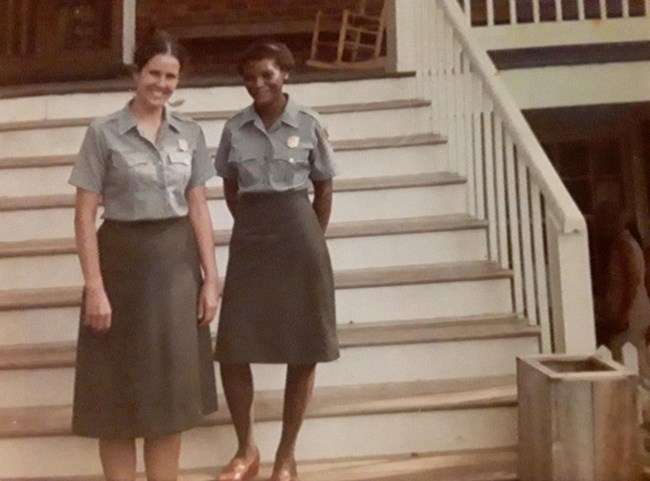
[
  {"x1": 387, "y1": 0, "x2": 418, "y2": 74},
  {"x1": 123, "y1": 0, "x2": 136, "y2": 64},
  {"x1": 546, "y1": 216, "x2": 596, "y2": 354}
]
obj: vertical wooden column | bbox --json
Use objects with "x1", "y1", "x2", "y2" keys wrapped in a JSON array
[{"x1": 122, "y1": 0, "x2": 135, "y2": 64}]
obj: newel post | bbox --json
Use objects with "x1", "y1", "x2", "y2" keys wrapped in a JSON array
[{"x1": 546, "y1": 215, "x2": 596, "y2": 354}]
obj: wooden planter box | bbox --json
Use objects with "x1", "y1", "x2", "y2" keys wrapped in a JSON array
[{"x1": 517, "y1": 355, "x2": 641, "y2": 481}]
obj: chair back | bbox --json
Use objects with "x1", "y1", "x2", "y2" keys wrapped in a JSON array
[{"x1": 356, "y1": 0, "x2": 385, "y2": 16}]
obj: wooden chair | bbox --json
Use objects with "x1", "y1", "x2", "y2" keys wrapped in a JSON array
[{"x1": 306, "y1": 0, "x2": 387, "y2": 70}]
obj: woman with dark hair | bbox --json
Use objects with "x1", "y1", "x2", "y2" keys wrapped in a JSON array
[
  {"x1": 69, "y1": 31, "x2": 219, "y2": 480},
  {"x1": 214, "y1": 41, "x2": 339, "y2": 481}
]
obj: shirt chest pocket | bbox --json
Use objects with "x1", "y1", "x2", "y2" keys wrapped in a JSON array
[
  {"x1": 112, "y1": 151, "x2": 158, "y2": 191},
  {"x1": 272, "y1": 146, "x2": 311, "y2": 187},
  {"x1": 166, "y1": 151, "x2": 192, "y2": 188}
]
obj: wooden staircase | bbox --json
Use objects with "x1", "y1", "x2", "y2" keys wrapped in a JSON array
[{"x1": 0, "y1": 74, "x2": 538, "y2": 479}]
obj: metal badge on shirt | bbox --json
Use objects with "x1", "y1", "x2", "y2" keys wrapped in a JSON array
[{"x1": 286, "y1": 135, "x2": 300, "y2": 163}]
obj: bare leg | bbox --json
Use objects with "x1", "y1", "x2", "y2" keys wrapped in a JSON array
[
  {"x1": 219, "y1": 363, "x2": 259, "y2": 480},
  {"x1": 99, "y1": 438, "x2": 137, "y2": 481},
  {"x1": 143, "y1": 433, "x2": 181, "y2": 481},
  {"x1": 272, "y1": 363, "x2": 317, "y2": 480}
]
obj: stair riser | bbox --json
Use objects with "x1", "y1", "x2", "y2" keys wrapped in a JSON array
[
  {"x1": 0, "y1": 336, "x2": 536, "y2": 407},
  {"x1": 0, "y1": 185, "x2": 466, "y2": 241},
  {"x1": 0, "y1": 229, "x2": 487, "y2": 290},
  {"x1": 0, "y1": 308, "x2": 79, "y2": 345},
  {"x1": 0, "y1": 144, "x2": 447, "y2": 197},
  {"x1": 333, "y1": 144, "x2": 447, "y2": 179},
  {"x1": 0, "y1": 406, "x2": 516, "y2": 478},
  {"x1": 0, "y1": 278, "x2": 511, "y2": 348},
  {"x1": 338, "y1": 278, "x2": 513, "y2": 324},
  {"x1": 0, "y1": 77, "x2": 418, "y2": 125},
  {"x1": 1, "y1": 278, "x2": 513, "y2": 347},
  {"x1": 0, "y1": 107, "x2": 432, "y2": 159}
]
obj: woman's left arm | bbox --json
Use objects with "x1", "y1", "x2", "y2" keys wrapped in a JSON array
[
  {"x1": 312, "y1": 179, "x2": 333, "y2": 232},
  {"x1": 187, "y1": 185, "x2": 220, "y2": 327}
]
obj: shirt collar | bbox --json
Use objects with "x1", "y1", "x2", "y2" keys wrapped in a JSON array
[
  {"x1": 237, "y1": 95, "x2": 300, "y2": 130},
  {"x1": 117, "y1": 102, "x2": 181, "y2": 135},
  {"x1": 279, "y1": 96, "x2": 300, "y2": 128},
  {"x1": 117, "y1": 103, "x2": 138, "y2": 135},
  {"x1": 165, "y1": 108, "x2": 183, "y2": 133}
]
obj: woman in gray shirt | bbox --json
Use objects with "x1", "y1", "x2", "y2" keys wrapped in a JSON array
[
  {"x1": 69, "y1": 32, "x2": 219, "y2": 480},
  {"x1": 214, "y1": 42, "x2": 339, "y2": 481}
]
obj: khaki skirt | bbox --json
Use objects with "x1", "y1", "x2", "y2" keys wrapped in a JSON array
[
  {"x1": 72, "y1": 217, "x2": 218, "y2": 439},
  {"x1": 215, "y1": 190, "x2": 339, "y2": 364}
]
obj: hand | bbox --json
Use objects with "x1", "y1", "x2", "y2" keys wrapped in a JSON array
[
  {"x1": 83, "y1": 286, "x2": 112, "y2": 333},
  {"x1": 197, "y1": 279, "x2": 220, "y2": 327}
]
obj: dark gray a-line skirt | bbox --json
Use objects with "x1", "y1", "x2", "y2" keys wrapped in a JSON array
[
  {"x1": 215, "y1": 190, "x2": 339, "y2": 364},
  {"x1": 72, "y1": 217, "x2": 218, "y2": 439}
]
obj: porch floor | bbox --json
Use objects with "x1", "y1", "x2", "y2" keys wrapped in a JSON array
[{"x1": 0, "y1": 68, "x2": 405, "y2": 100}]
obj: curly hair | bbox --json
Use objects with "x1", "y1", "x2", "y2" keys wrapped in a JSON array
[{"x1": 237, "y1": 41, "x2": 295, "y2": 75}]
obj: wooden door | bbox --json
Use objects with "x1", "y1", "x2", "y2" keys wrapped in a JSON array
[{"x1": 0, "y1": 0, "x2": 123, "y2": 85}]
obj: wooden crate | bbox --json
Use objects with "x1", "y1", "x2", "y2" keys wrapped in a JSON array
[{"x1": 517, "y1": 354, "x2": 642, "y2": 481}]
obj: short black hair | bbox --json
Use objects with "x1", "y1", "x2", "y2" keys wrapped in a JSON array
[
  {"x1": 237, "y1": 41, "x2": 295, "y2": 76},
  {"x1": 133, "y1": 30, "x2": 188, "y2": 72}
]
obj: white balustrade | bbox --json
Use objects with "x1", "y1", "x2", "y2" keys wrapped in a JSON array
[
  {"x1": 456, "y1": 0, "x2": 648, "y2": 25},
  {"x1": 412, "y1": 0, "x2": 596, "y2": 354}
]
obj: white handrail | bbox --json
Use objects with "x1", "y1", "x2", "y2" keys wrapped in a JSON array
[{"x1": 440, "y1": 0, "x2": 586, "y2": 234}]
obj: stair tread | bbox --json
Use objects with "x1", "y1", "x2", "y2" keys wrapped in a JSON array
[
  {"x1": 0, "y1": 214, "x2": 487, "y2": 258},
  {"x1": 0, "y1": 133, "x2": 446, "y2": 169},
  {"x1": 0, "y1": 173, "x2": 463, "y2": 212},
  {"x1": 0, "y1": 315, "x2": 536, "y2": 370},
  {"x1": 0, "y1": 261, "x2": 511, "y2": 311},
  {"x1": 0, "y1": 375, "x2": 517, "y2": 438},
  {"x1": 0, "y1": 447, "x2": 517, "y2": 481},
  {"x1": 336, "y1": 261, "x2": 511, "y2": 288},
  {"x1": 0, "y1": 99, "x2": 431, "y2": 133}
]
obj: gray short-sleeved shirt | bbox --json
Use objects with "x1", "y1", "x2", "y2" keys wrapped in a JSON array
[
  {"x1": 214, "y1": 97, "x2": 336, "y2": 192},
  {"x1": 69, "y1": 104, "x2": 215, "y2": 221}
]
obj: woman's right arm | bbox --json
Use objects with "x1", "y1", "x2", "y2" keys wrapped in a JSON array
[{"x1": 74, "y1": 188, "x2": 112, "y2": 332}]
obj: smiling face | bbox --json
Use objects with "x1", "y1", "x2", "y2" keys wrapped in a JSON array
[
  {"x1": 241, "y1": 58, "x2": 289, "y2": 109},
  {"x1": 133, "y1": 53, "x2": 181, "y2": 110}
]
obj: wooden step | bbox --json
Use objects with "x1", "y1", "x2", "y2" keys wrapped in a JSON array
[
  {"x1": 0, "y1": 447, "x2": 517, "y2": 481},
  {"x1": 0, "y1": 215, "x2": 489, "y2": 291},
  {"x1": 0, "y1": 133, "x2": 445, "y2": 170},
  {"x1": 335, "y1": 261, "x2": 510, "y2": 289},
  {"x1": 0, "y1": 375, "x2": 517, "y2": 438},
  {"x1": 0, "y1": 316, "x2": 536, "y2": 407},
  {"x1": 0, "y1": 214, "x2": 486, "y2": 259},
  {"x1": 0, "y1": 173, "x2": 462, "y2": 212},
  {"x1": 0, "y1": 316, "x2": 535, "y2": 371},
  {"x1": 0, "y1": 261, "x2": 509, "y2": 312},
  {"x1": 0, "y1": 101, "x2": 434, "y2": 158},
  {"x1": 0, "y1": 99, "x2": 431, "y2": 134},
  {"x1": 0, "y1": 377, "x2": 519, "y2": 476}
]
